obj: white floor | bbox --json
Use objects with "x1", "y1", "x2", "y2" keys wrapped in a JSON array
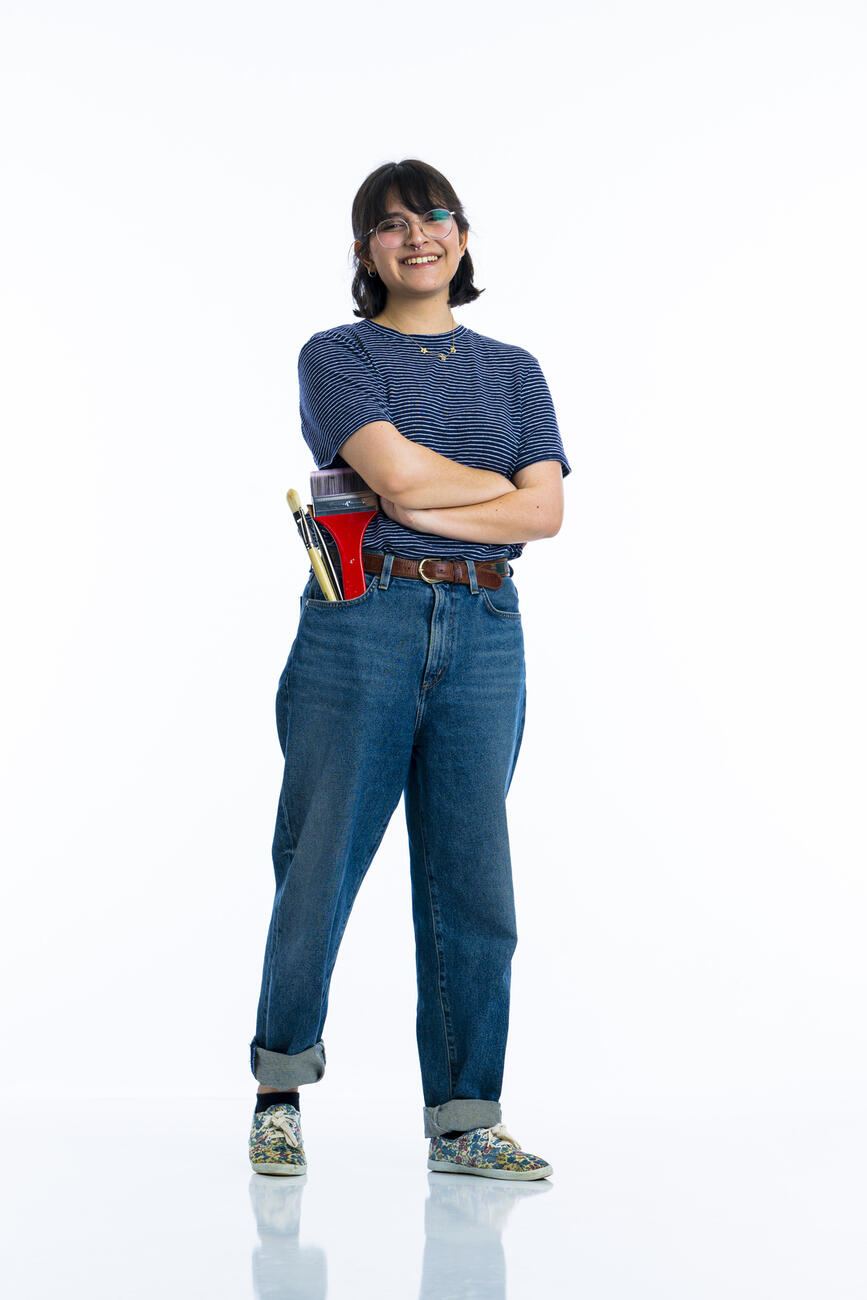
[{"x1": 1, "y1": 1099, "x2": 863, "y2": 1299}]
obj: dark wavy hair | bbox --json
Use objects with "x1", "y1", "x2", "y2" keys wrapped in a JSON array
[{"x1": 350, "y1": 159, "x2": 483, "y2": 319}]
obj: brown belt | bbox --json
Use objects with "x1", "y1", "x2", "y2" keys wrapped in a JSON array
[{"x1": 359, "y1": 551, "x2": 508, "y2": 590}]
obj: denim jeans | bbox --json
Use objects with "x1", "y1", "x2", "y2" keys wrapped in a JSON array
[{"x1": 250, "y1": 553, "x2": 527, "y2": 1137}]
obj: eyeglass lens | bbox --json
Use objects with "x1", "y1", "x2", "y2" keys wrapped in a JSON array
[{"x1": 375, "y1": 210, "x2": 454, "y2": 247}]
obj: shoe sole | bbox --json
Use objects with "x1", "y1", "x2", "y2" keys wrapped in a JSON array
[
  {"x1": 428, "y1": 1158, "x2": 553, "y2": 1181},
  {"x1": 250, "y1": 1162, "x2": 307, "y2": 1176}
]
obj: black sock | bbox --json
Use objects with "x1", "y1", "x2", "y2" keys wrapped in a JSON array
[{"x1": 255, "y1": 1090, "x2": 300, "y2": 1114}]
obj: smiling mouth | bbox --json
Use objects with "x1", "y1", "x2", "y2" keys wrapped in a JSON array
[{"x1": 402, "y1": 255, "x2": 441, "y2": 266}]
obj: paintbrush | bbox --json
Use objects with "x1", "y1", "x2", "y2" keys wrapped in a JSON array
[
  {"x1": 286, "y1": 488, "x2": 341, "y2": 601},
  {"x1": 309, "y1": 467, "x2": 379, "y2": 600}
]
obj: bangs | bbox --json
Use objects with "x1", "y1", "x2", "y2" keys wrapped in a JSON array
[{"x1": 380, "y1": 164, "x2": 447, "y2": 221}]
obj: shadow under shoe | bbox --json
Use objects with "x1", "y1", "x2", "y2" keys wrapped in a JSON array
[{"x1": 249, "y1": 1103, "x2": 307, "y2": 1176}]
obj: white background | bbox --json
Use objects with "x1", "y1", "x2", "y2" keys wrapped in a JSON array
[{"x1": 1, "y1": 0, "x2": 864, "y2": 1139}]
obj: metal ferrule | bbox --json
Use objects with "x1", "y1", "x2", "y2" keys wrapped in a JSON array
[{"x1": 312, "y1": 490, "x2": 379, "y2": 516}]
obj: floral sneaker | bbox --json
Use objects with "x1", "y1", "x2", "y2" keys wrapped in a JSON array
[
  {"x1": 249, "y1": 1103, "x2": 307, "y2": 1176},
  {"x1": 428, "y1": 1123, "x2": 553, "y2": 1181}
]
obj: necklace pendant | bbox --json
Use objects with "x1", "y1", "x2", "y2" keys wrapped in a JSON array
[
  {"x1": 438, "y1": 352, "x2": 447, "y2": 361},
  {"x1": 419, "y1": 346, "x2": 428, "y2": 354}
]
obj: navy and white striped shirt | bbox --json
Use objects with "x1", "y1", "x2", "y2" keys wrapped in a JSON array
[{"x1": 298, "y1": 318, "x2": 571, "y2": 562}]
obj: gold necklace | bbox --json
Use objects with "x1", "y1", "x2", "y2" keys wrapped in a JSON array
[{"x1": 376, "y1": 314, "x2": 457, "y2": 362}]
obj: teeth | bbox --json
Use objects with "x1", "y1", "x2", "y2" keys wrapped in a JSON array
[{"x1": 404, "y1": 255, "x2": 439, "y2": 265}]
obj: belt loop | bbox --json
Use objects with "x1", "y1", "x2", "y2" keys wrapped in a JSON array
[
  {"x1": 379, "y1": 553, "x2": 394, "y2": 590},
  {"x1": 466, "y1": 559, "x2": 479, "y2": 595}
]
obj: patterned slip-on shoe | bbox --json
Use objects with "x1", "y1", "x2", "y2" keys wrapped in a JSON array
[
  {"x1": 249, "y1": 1103, "x2": 307, "y2": 1176},
  {"x1": 428, "y1": 1122, "x2": 553, "y2": 1181}
]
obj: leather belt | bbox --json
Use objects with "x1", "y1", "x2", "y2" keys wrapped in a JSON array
[{"x1": 359, "y1": 551, "x2": 507, "y2": 590}]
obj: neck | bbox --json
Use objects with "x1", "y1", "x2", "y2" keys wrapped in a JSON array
[{"x1": 372, "y1": 295, "x2": 456, "y2": 335}]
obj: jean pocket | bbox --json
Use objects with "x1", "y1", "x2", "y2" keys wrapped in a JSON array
[
  {"x1": 480, "y1": 579, "x2": 522, "y2": 620},
  {"x1": 302, "y1": 570, "x2": 379, "y2": 610}
]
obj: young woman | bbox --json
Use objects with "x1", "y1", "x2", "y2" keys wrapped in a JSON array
[{"x1": 248, "y1": 159, "x2": 570, "y2": 1181}]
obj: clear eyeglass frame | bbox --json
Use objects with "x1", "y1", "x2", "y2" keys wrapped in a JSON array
[{"x1": 366, "y1": 209, "x2": 456, "y2": 249}]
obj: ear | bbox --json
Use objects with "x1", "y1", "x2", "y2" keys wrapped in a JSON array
[
  {"x1": 355, "y1": 240, "x2": 374, "y2": 275},
  {"x1": 459, "y1": 228, "x2": 468, "y2": 256}
]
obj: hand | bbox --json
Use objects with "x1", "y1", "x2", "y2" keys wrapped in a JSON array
[{"x1": 379, "y1": 496, "x2": 419, "y2": 530}]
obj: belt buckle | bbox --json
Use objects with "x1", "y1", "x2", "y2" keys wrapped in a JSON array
[{"x1": 418, "y1": 557, "x2": 445, "y2": 584}]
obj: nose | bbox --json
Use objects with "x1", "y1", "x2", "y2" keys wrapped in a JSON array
[{"x1": 405, "y1": 217, "x2": 428, "y2": 247}]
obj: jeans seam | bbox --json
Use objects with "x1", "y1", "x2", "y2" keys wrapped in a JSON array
[
  {"x1": 318, "y1": 799, "x2": 401, "y2": 1035},
  {"x1": 416, "y1": 802, "x2": 455, "y2": 1096},
  {"x1": 276, "y1": 654, "x2": 299, "y2": 854},
  {"x1": 277, "y1": 790, "x2": 293, "y2": 841}
]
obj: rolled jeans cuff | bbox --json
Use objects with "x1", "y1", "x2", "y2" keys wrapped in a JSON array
[
  {"x1": 423, "y1": 1099, "x2": 502, "y2": 1138},
  {"x1": 250, "y1": 1039, "x2": 326, "y2": 1088}
]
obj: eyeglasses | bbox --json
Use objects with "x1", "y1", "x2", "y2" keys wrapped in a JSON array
[{"x1": 366, "y1": 209, "x2": 456, "y2": 249}]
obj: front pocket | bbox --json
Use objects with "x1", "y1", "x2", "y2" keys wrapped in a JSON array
[
  {"x1": 303, "y1": 571, "x2": 379, "y2": 610},
  {"x1": 480, "y1": 581, "x2": 522, "y2": 620}
]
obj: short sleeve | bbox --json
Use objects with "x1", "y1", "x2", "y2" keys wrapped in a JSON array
[
  {"x1": 298, "y1": 329, "x2": 394, "y2": 470},
  {"x1": 514, "y1": 353, "x2": 571, "y2": 478}
]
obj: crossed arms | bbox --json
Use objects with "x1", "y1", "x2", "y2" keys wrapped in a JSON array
[{"x1": 339, "y1": 420, "x2": 564, "y2": 545}]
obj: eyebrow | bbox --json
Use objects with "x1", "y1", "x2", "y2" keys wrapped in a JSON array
[{"x1": 381, "y1": 206, "x2": 442, "y2": 218}]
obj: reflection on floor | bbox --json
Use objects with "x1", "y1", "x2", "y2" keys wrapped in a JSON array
[
  {"x1": 250, "y1": 1167, "x2": 550, "y2": 1300},
  {"x1": 0, "y1": 1098, "x2": 861, "y2": 1299}
]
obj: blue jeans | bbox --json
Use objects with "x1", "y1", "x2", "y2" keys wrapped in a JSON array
[{"x1": 250, "y1": 554, "x2": 527, "y2": 1137}]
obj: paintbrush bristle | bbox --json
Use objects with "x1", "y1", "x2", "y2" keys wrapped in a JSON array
[{"x1": 311, "y1": 467, "x2": 371, "y2": 497}]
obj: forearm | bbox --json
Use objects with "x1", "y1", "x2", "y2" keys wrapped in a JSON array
[
  {"x1": 390, "y1": 447, "x2": 517, "y2": 510},
  {"x1": 394, "y1": 487, "x2": 556, "y2": 544},
  {"x1": 339, "y1": 421, "x2": 517, "y2": 510}
]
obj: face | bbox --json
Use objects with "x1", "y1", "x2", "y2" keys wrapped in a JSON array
[{"x1": 356, "y1": 191, "x2": 468, "y2": 307}]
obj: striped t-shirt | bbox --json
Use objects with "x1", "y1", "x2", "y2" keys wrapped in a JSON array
[{"x1": 298, "y1": 318, "x2": 571, "y2": 562}]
